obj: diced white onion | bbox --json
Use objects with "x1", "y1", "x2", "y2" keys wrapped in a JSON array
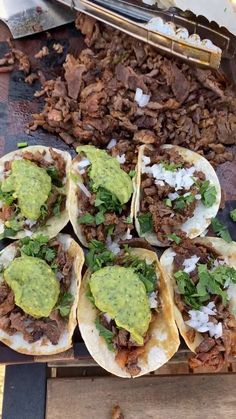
[
  {"x1": 122, "y1": 229, "x2": 133, "y2": 240},
  {"x1": 78, "y1": 169, "x2": 85, "y2": 175},
  {"x1": 142, "y1": 155, "x2": 151, "y2": 166},
  {"x1": 168, "y1": 192, "x2": 179, "y2": 201},
  {"x1": 106, "y1": 236, "x2": 120, "y2": 255},
  {"x1": 169, "y1": 250, "x2": 177, "y2": 259},
  {"x1": 107, "y1": 138, "x2": 117, "y2": 150},
  {"x1": 183, "y1": 255, "x2": 200, "y2": 274},
  {"x1": 78, "y1": 182, "x2": 91, "y2": 198},
  {"x1": 56, "y1": 272, "x2": 64, "y2": 280},
  {"x1": 142, "y1": 160, "x2": 196, "y2": 191},
  {"x1": 77, "y1": 158, "x2": 90, "y2": 170},
  {"x1": 116, "y1": 154, "x2": 126, "y2": 164},
  {"x1": 25, "y1": 219, "x2": 37, "y2": 228},
  {"x1": 185, "y1": 302, "x2": 222, "y2": 339},
  {"x1": 103, "y1": 313, "x2": 112, "y2": 323},
  {"x1": 156, "y1": 180, "x2": 165, "y2": 186},
  {"x1": 25, "y1": 230, "x2": 33, "y2": 237},
  {"x1": 134, "y1": 88, "x2": 150, "y2": 108},
  {"x1": 149, "y1": 291, "x2": 158, "y2": 308},
  {"x1": 195, "y1": 194, "x2": 202, "y2": 200}
]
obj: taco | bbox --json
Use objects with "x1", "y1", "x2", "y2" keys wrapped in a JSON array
[
  {"x1": 160, "y1": 237, "x2": 236, "y2": 371},
  {"x1": 0, "y1": 233, "x2": 84, "y2": 355},
  {"x1": 78, "y1": 241, "x2": 180, "y2": 377},
  {"x1": 0, "y1": 145, "x2": 71, "y2": 239},
  {"x1": 68, "y1": 145, "x2": 136, "y2": 248},
  {"x1": 135, "y1": 144, "x2": 221, "y2": 246}
]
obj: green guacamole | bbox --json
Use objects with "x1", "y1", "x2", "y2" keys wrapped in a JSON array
[
  {"x1": 4, "y1": 256, "x2": 60, "y2": 318},
  {"x1": 89, "y1": 266, "x2": 151, "y2": 345},
  {"x1": 2, "y1": 160, "x2": 51, "y2": 220},
  {"x1": 77, "y1": 145, "x2": 133, "y2": 205}
]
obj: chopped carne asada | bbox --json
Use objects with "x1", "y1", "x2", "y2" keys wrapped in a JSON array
[
  {"x1": 169, "y1": 239, "x2": 236, "y2": 371},
  {"x1": 29, "y1": 14, "x2": 236, "y2": 168},
  {"x1": 0, "y1": 235, "x2": 75, "y2": 346},
  {"x1": 137, "y1": 145, "x2": 219, "y2": 245}
]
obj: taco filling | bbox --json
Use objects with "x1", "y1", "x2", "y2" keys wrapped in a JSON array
[
  {"x1": 72, "y1": 145, "x2": 135, "y2": 245},
  {"x1": 0, "y1": 235, "x2": 75, "y2": 346},
  {"x1": 86, "y1": 242, "x2": 159, "y2": 376},
  {"x1": 170, "y1": 239, "x2": 236, "y2": 371},
  {"x1": 138, "y1": 146, "x2": 218, "y2": 245},
  {"x1": 0, "y1": 148, "x2": 67, "y2": 238}
]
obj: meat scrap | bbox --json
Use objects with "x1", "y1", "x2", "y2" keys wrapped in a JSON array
[
  {"x1": 28, "y1": 13, "x2": 236, "y2": 167},
  {"x1": 112, "y1": 405, "x2": 124, "y2": 419},
  {"x1": 35, "y1": 46, "x2": 49, "y2": 59}
]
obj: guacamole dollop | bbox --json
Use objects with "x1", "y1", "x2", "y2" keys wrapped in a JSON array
[
  {"x1": 77, "y1": 145, "x2": 133, "y2": 205},
  {"x1": 2, "y1": 160, "x2": 51, "y2": 220},
  {"x1": 4, "y1": 256, "x2": 60, "y2": 318},
  {"x1": 89, "y1": 266, "x2": 151, "y2": 345}
]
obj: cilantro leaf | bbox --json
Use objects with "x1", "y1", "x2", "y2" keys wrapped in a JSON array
[
  {"x1": 95, "y1": 317, "x2": 114, "y2": 351},
  {"x1": 20, "y1": 235, "x2": 57, "y2": 266},
  {"x1": 0, "y1": 185, "x2": 15, "y2": 206},
  {"x1": 40, "y1": 204, "x2": 48, "y2": 220},
  {"x1": 161, "y1": 161, "x2": 182, "y2": 171},
  {"x1": 85, "y1": 240, "x2": 115, "y2": 272},
  {"x1": 55, "y1": 292, "x2": 74, "y2": 317},
  {"x1": 137, "y1": 213, "x2": 153, "y2": 234},
  {"x1": 230, "y1": 209, "x2": 236, "y2": 222},
  {"x1": 47, "y1": 167, "x2": 63, "y2": 187},
  {"x1": 123, "y1": 250, "x2": 157, "y2": 293},
  {"x1": 124, "y1": 215, "x2": 132, "y2": 224},
  {"x1": 94, "y1": 187, "x2": 122, "y2": 214},
  {"x1": 95, "y1": 211, "x2": 105, "y2": 225},
  {"x1": 164, "y1": 198, "x2": 172, "y2": 208},
  {"x1": 174, "y1": 194, "x2": 194, "y2": 210},
  {"x1": 199, "y1": 181, "x2": 217, "y2": 207},
  {"x1": 167, "y1": 233, "x2": 182, "y2": 244},
  {"x1": 211, "y1": 218, "x2": 232, "y2": 243},
  {"x1": 129, "y1": 170, "x2": 136, "y2": 178},
  {"x1": 78, "y1": 213, "x2": 95, "y2": 224}
]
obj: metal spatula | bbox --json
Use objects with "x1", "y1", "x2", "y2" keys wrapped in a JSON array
[{"x1": 0, "y1": 0, "x2": 76, "y2": 38}]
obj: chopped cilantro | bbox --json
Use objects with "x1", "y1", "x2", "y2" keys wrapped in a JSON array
[
  {"x1": 124, "y1": 215, "x2": 132, "y2": 224},
  {"x1": 85, "y1": 240, "x2": 115, "y2": 272},
  {"x1": 174, "y1": 264, "x2": 236, "y2": 309},
  {"x1": 20, "y1": 235, "x2": 56, "y2": 266},
  {"x1": 129, "y1": 170, "x2": 136, "y2": 178},
  {"x1": 78, "y1": 213, "x2": 95, "y2": 224},
  {"x1": 95, "y1": 211, "x2": 105, "y2": 225},
  {"x1": 167, "y1": 233, "x2": 181, "y2": 244},
  {"x1": 211, "y1": 218, "x2": 232, "y2": 243},
  {"x1": 47, "y1": 167, "x2": 63, "y2": 187},
  {"x1": 199, "y1": 181, "x2": 217, "y2": 207},
  {"x1": 230, "y1": 209, "x2": 236, "y2": 222},
  {"x1": 40, "y1": 204, "x2": 48, "y2": 220},
  {"x1": 94, "y1": 187, "x2": 122, "y2": 214},
  {"x1": 55, "y1": 292, "x2": 74, "y2": 317},
  {"x1": 105, "y1": 224, "x2": 115, "y2": 236},
  {"x1": 123, "y1": 249, "x2": 157, "y2": 293},
  {"x1": 0, "y1": 186, "x2": 15, "y2": 206},
  {"x1": 164, "y1": 198, "x2": 172, "y2": 208},
  {"x1": 161, "y1": 161, "x2": 182, "y2": 171},
  {"x1": 0, "y1": 227, "x2": 18, "y2": 239},
  {"x1": 174, "y1": 194, "x2": 194, "y2": 210},
  {"x1": 5, "y1": 218, "x2": 24, "y2": 232},
  {"x1": 95, "y1": 317, "x2": 114, "y2": 351},
  {"x1": 53, "y1": 195, "x2": 62, "y2": 217},
  {"x1": 137, "y1": 213, "x2": 153, "y2": 234}
]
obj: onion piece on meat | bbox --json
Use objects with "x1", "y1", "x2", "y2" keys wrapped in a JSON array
[
  {"x1": 78, "y1": 182, "x2": 91, "y2": 198},
  {"x1": 107, "y1": 139, "x2": 117, "y2": 150}
]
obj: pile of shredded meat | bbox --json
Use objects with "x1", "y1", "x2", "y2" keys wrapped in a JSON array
[
  {"x1": 172, "y1": 240, "x2": 236, "y2": 371},
  {"x1": 0, "y1": 239, "x2": 73, "y2": 345},
  {"x1": 0, "y1": 148, "x2": 66, "y2": 227},
  {"x1": 28, "y1": 13, "x2": 236, "y2": 167},
  {"x1": 139, "y1": 146, "x2": 206, "y2": 244}
]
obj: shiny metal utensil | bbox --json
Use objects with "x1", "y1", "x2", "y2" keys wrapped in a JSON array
[
  {"x1": 0, "y1": 0, "x2": 76, "y2": 38},
  {"x1": 57, "y1": 0, "x2": 236, "y2": 68}
]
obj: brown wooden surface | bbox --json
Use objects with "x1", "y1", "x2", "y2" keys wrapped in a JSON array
[{"x1": 46, "y1": 375, "x2": 236, "y2": 419}]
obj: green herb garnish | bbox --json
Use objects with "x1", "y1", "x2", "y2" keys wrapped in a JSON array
[
  {"x1": 53, "y1": 195, "x2": 62, "y2": 217},
  {"x1": 174, "y1": 194, "x2": 194, "y2": 210},
  {"x1": 95, "y1": 317, "x2": 114, "y2": 351},
  {"x1": 94, "y1": 187, "x2": 123, "y2": 214},
  {"x1": 20, "y1": 235, "x2": 56, "y2": 264},
  {"x1": 129, "y1": 170, "x2": 136, "y2": 178},
  {"x1": 199, "y1": 180, "x2": 217, "y2": 207},
  {"x1": 47, "y1": 167, "x2": 63, "y2": 187},
  {"x1": 167, "y1": 233, "x2": 182, "y2": 244},
  {"x1": 0, "y1": 186, "x2": 15, "y2": 206},
  {"x1": 164, "y1": 198, "x2": 172, "y2": 208},
  {"x1": 123, "y1": 248, "x2": 157, "y2": 293},
  {"x1": 230, "y1": 209, "x2": 236, "y2": 222},
  {"x1": 211, "y1": 218, "x2": 232, "y2": 243},
  {"x1": 40, "y1": 204, "x2": 48, "y2": 220},
  {"x1": 17, "y1": 142, "x2": 28, "y2": 148},
  {"x1": 137, "y1": 213, "x2": 153, "y2": 234},
  {"x1": 161, "y1": 161, "x2": 182, "y2": 171},
  {"x1": 124, "y1": 215, "x2": 132, "y2": 224},
  {"x1": 85, "y1": 240, "x2": 115, "y2": 272},
  {"x1": 55, "y1": 292, "x2": 74, "y2": 317}
]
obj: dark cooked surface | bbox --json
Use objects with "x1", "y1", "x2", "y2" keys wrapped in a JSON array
[{"x1": 0, "y1": 18, "x2": 235, "y2": 363}]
